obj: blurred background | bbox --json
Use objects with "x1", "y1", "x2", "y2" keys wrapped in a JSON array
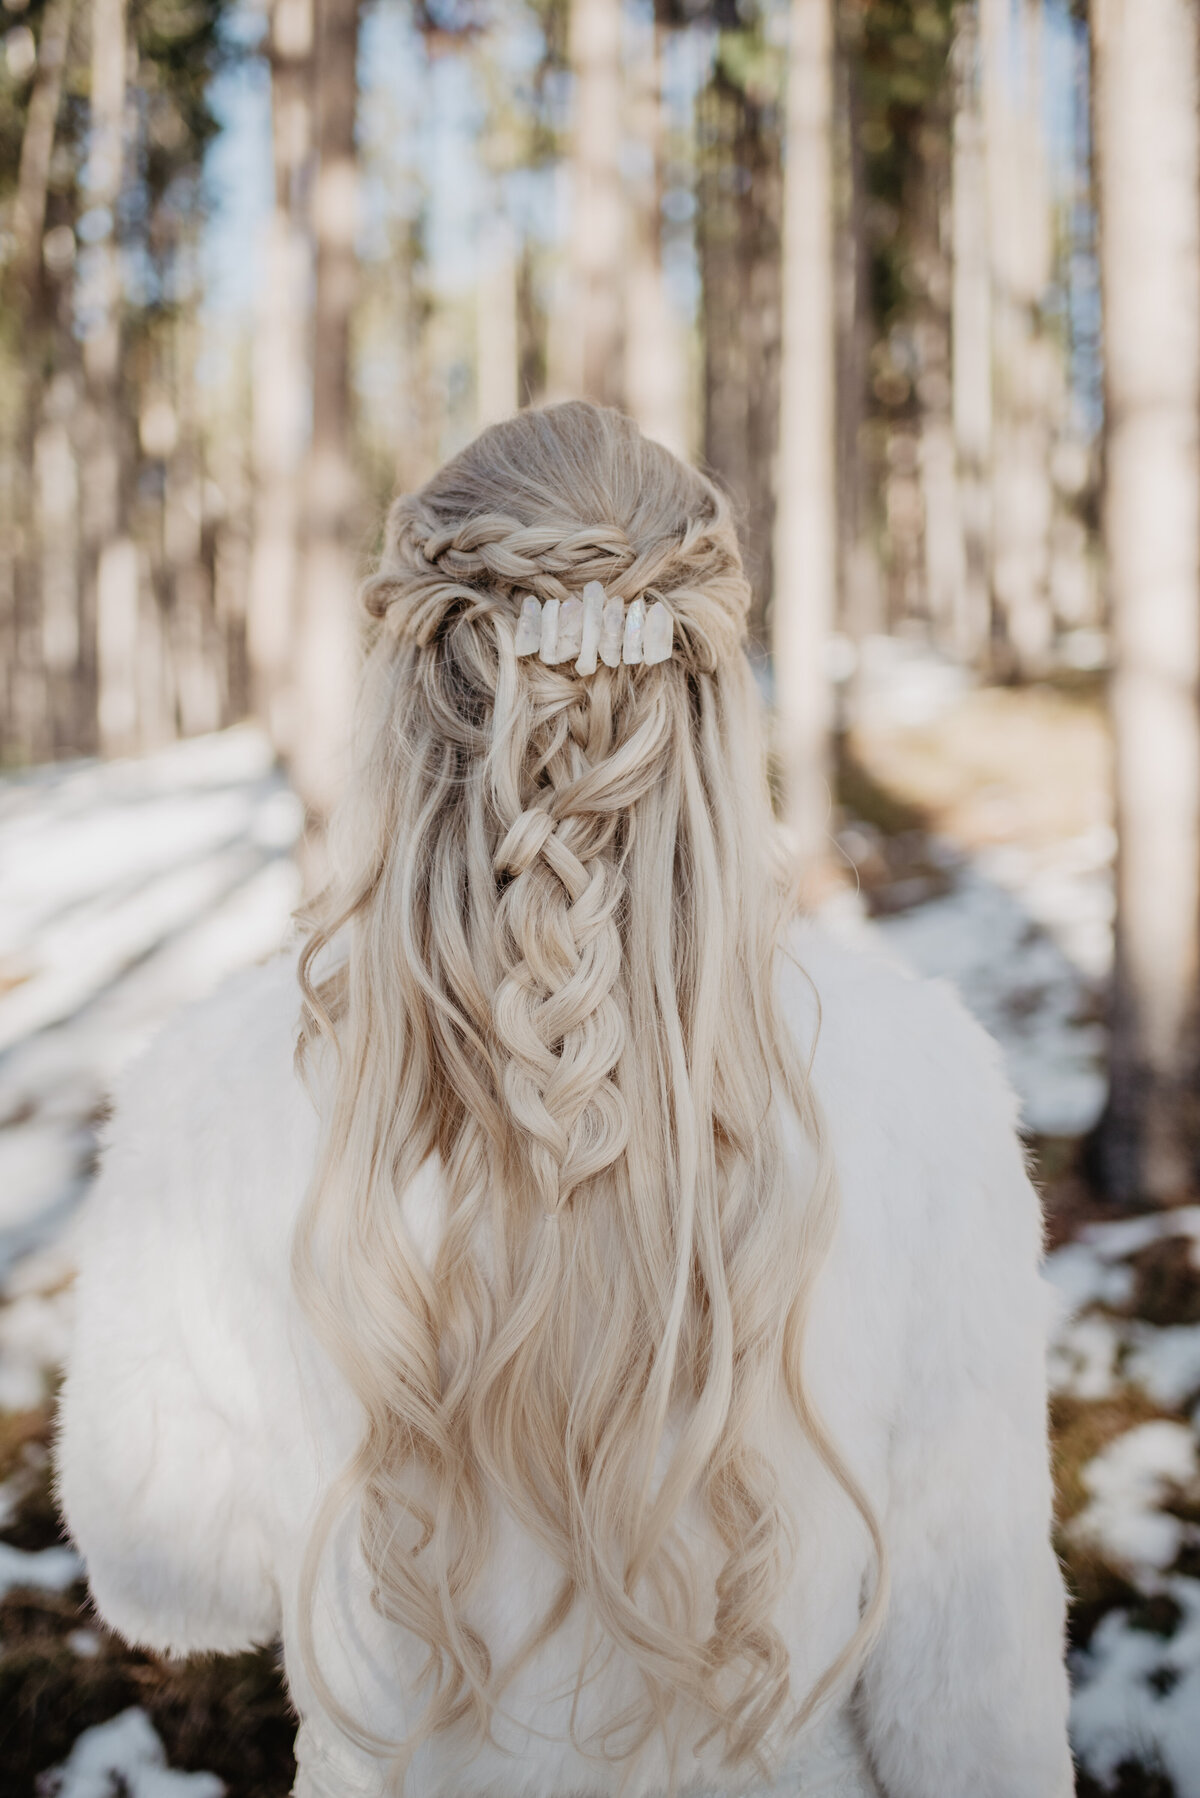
[{"x1": 1, "y1": 0, "x2": 1200, "y2": 1791}]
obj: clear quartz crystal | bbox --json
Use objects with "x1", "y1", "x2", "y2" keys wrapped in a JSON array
[
  {"x1": 599, "y1": 597, "x2": 624, "y2": 667},
  {"x1": 622, "y1": 596, "x2": 645, "y2": 664},
  {"x1": 577, "y1": 582, "x2": 605, "y2": 675},
  {"x1": 643, "y1": 601, "x2": 674, "y2": 665},
  {"x1": 514, "y1": 594, "x2": 542, "y2": 656},
  {"x1": 558, "y1": 596, "x2": 584, "y2": 660},
  {"x1": 539, "y1": 596, "x2": 562, "y2": 663}
]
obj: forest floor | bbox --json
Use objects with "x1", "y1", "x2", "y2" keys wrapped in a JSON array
[{"x1": 0, "y1": 667, "x2": 1197, "y2": 1795}]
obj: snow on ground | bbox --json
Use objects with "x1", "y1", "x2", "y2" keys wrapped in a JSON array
[
  {"x1": 0, "y1": 718, "x2": 1196, "y2": 1791},
  {"x1": 1043, "y1": 1209, "x2": 1200, "y2": 1785},
  {"x1": 1071, "y1": 1421, "x2": 1199, "y2": 1581},
  {"x1": 0, "y1": 729, "x2": 298, "y2": 1786},
  {"x1": 1072, "y1": 1580, "x2": 1200, "y2": 1798},
  {"x1": 0, "y1": 722, "x2": 300, "y2": 1308},
  {"x1": 38, "y1": 1707, "x2": 226, "y2": 1797},
  {"x1": 822, "y1": 826, "x2": 1112, "y2": 1137},
  {"x1": 0, "y1": 1540, "x2": 82, "y2": 1603}
]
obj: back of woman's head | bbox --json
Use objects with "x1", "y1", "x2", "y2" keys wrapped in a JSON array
[{"x1": 296, "y1": 401, "x2": 881, "y2": 1784}]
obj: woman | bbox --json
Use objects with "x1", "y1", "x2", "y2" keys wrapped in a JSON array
[{"x1": 57, "y1": 403, "x2": 1073, "y2": 1797}]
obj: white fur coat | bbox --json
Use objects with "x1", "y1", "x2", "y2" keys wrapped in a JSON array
[{"x1": 55, "y1": 923, "x2": 1075, "y2": 1797}]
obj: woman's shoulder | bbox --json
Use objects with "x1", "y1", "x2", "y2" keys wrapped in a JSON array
[
  {"x1": 109, "y1": 950, "x2": 305, "y2": 1118},
  {"x1": 780, "y1": 916, "x2": 1015, "y2": 1096},
  {"x1": 779, "y1": 917, "x2": 1042, "y2": 1271},
  {"x1": 86, "y1": 952, "x2": 316, "y2": 1259}
]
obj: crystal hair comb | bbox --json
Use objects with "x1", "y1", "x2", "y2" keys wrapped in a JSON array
[{"x1": 513, "y1": 581, "x2": 674, "y2": 674}]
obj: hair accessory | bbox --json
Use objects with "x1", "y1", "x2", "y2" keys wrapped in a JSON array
[
  {"x1": 558, "y1": 597, "x2": 584, "y2": 661},
  {"x1": 643, "y1": 601, "x2": 673, "y2": 665},
  {"x1": 599, "y1": 594, "x2": 624, "y2": 667},
  {"x1": 622, "y1": 597, "x2": 645, "y2": 665},
  {"x1": 514, "y1": 594, "x2": 542, "y2": 655},
  {"x1": 576, "y1": 582, "x2": 605, "y2": 674},
  {"x1": 538, "y1": 597, "x2": 561, "y2": 664},
  {"x1": 515, "y1": 584, "x2": 673, "y2": 676}
]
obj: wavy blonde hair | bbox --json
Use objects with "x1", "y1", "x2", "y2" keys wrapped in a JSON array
[{"x1": 294, "y1": 402, "x2": 886, "y2": 1786}]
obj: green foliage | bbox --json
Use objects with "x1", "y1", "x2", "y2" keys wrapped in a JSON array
[
  {"x1": 131, "y1": 0, "x2": 228, "y2": 212},
  {"x1": 0, "y1": 0, "x2": 234, "y2": 325},
  {"x1": 714, "y1": 23, "x2": 785, "y2": 112},
  {"x1": 841, "y1": 0, "x2": 956, "y2": 334}
]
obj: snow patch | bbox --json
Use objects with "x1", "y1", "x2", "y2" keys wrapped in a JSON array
[
  {"x1": 1072, "y1": 1578, "x2": 1200, "y2": 1798},
  {"x1": 1071, "y1": 1422, "x2": 1200, "y2": 1583},
  {"x1": 1049, "y1": 1313, "x2": 1122, "y2": 1401},
  {"x1": 1046, "y1": 1242, "x2": 1136, "y2": 1324},
  {"x1": 37, "y1": 1707, "x2": 225, "y2": 1797},
  {"x1": 0, "y1": 1540, "x2": 82, "y2": 1601},
  {"x1": 1083, "y1": 1209, "x2": 1200, "y2": 1266},
  {"x1": 1127, "y1": 1325, "x2": 1200, "y2": 1414}
]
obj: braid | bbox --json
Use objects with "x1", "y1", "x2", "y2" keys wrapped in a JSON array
[
  {"x1": 489, "y1": 676, "x2": 672, "y2": 1215},
  {"x1": 364, "y1": 496, "x2": 746, "y2": 673}
]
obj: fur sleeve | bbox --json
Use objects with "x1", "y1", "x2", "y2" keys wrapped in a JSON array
[
  {"x1": 55, "y1": 957, "x2": 313, "y2": 1656},
  {"x1": 854, "y1": 978, "x2": 1075, "y2": 1797}
]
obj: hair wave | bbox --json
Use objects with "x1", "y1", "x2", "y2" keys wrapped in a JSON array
[{"x1": 294, "y1": 402, "x2": 886, "y2": 1786}]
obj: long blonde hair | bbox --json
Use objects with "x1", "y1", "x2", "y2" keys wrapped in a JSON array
[{"x1": 295, "y1": 402, "x2": 885, "y2": 1784}]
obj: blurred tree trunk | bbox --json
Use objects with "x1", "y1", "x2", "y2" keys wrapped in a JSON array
[
  {"x1": 5, "y1": 0, "x2": 75, "y2": 759},
  {"x1": 249, "y1": 0, "x2": 314, "y2": 754},
  {"x1": 4, "y1": 0, "x2": 78, "y2": 761},
  {"x1": 1093, "y1": 0, "x2": 1200, "y2": 1203},
  {"x1": 919, "y1": 323, "x2": 965, "y2": 646},
  {"x1": 624, "y1": 13, "x2": 687, "y2": 456},
  {"x1": 83, "y1": 0, "x2": 139, "y2": 757},
  {"x1": 291, "y1": 0, "x2": 362, "y2": 856},
  {"x1": 36, "y1": 375, "x2": 82, "y2": 754},
  {"x1": 10, "y1": 0, "x2": 72, "y2": 301},
  {"x1": 983, "y1": 0, "x2": 1054, "y2": 679},
  {"x1": 164, "y1": 313, "x2": 222, "y2": 743},
  {"x1": 773, "y1": 0, "x2": 835, "y2": 878},
  {"x1": 911, "y1": 131, "x2": 963, "y2": 649},
  {"x1": 835, "y1": 42, "x2": 881, "y2": 668},
  {"x1": 950, "y1": 0, "x2": 992, "y2": 664},
  {"x1": 553, "y1": 0, "x2": 624, "y2": 404},
  {"x1": 697, "y1": 70, "x2": 781, "y2": 642},
  {"x1": 477, "y1": 215, "x2": 519, "y2": 427}
]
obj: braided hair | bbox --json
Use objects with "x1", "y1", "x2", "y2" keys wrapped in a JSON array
[{"x1": 294, "y1": 402, "x2": 886, "y2": 1787}]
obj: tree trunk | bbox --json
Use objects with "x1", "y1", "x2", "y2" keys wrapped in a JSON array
[
  {"x1": 477, "y1": 215, "x2": 520, "y2": 427},
  {"x1": 624, "y1": 16, "x2": 687, "y2": 456},
  {"x1": 554, "y1": 0, "x2": 624, "y2": 405},
  {"x1": 697, "y1": 71, "x2": 782, "y2": 643},
  {"x1": 84, "y1": 0, "x2": 139, "y2": 757},
  {"x1": 1093, "y1": 0, "x2": 1200, "y2": 1202},
  {"x1": 36, "y1": 373, "x2": 81, "y2": 753},
  {"x1": 1, "y1": 0, "x2": 75, "y2": 763},
  {"x1": 291, "y1": 0, "x2": 361, "y2": 856},
  {"x1": 982, "y1": 0, "x2": 1055, "y2": 679},
  {"x1": 835, "y1": 43, "x2": 882, "y2": 672},
  {"x1": 912, "y1": 143, "x2": 963, "y2": 650},
  {"x1": 919, "y1": 338, "x2": 967, "y2": 645},
  {"x1": 773, "y1": 0, "x2": 836, "y2": 879},
  {"x1": 248, "y1": 0, "x2": 314, "y2": 755},
  {"x1": 164, "y1": 312, "x2": 222, "y2": 742},
  {"x1": 10, "y1": 0, "x2": 72, "y2": 303},
  {"x1": 950, "y1": 0, "x2": 992, "y2": 664}
]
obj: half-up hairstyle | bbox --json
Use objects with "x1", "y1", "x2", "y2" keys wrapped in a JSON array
[{"x1": 294, "y1": 401, "x2": 886, "y2": 1787}]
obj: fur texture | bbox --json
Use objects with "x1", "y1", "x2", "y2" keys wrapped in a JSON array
[{"x1": 55, "y1": 926, "x2": 1075, "y2": 1797}]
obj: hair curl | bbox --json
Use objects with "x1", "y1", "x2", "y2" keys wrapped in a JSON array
[{"x1": 294, "y1": 402, "x2": 886, "y2": 1788}]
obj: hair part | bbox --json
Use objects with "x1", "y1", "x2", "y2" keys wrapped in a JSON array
[{"x1": 293, "y1": 402, "x2": 887, "y2": 1788}]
